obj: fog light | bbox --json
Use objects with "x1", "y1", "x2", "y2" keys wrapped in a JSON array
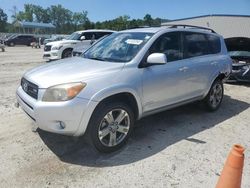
[{"x1": 59, "y1": 121, "x2": 66, "y2": 129}]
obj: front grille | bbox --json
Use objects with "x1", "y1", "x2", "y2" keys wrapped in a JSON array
[
  {"x1": 44, "y1": 45, "x2": 51, "y2": 51},
  {"x1": 21, "y1": 78, "x2": 39, "y2": 99},
  {"x1": 43, "y1": 54, "x2": 51, "y2": 57},
  {"x1": 232, "y1": 65, "x2": 243, "y2": 71}
]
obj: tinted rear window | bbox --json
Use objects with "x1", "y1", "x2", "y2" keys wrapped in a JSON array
[
  {"x1": 184, "y1": 32, "x2": 221, "y2": 58},
  {"x1": 207, "y1": 35, "x2": 221, "y2": 54}
]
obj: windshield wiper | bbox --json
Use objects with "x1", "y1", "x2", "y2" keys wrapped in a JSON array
[{"x1": 87, "y1": 57, "x2": 105, "y2": 61}]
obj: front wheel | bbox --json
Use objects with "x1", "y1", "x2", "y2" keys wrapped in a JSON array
[
  {"x1": 203, "y1": 79, "x2": 224, "y2": 111},
  {"x1": 88, "y1": 102, "x2": 135, "y2": 153},
  {"x1": 62, "y1": 49, "x2": 72, "y2": 59}
]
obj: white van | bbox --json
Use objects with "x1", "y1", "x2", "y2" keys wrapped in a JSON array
[{"x1": 43, "y1": 29, "x2": 114, "y2": 61}]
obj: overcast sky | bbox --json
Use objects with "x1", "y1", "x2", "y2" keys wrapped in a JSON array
[{"x1": 1, "y1": 0, "x2": 250, "y2": 22}]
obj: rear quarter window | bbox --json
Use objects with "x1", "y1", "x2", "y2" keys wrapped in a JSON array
[{"x1": 207, "y1": 34, "x2": 221, "y2": 54}]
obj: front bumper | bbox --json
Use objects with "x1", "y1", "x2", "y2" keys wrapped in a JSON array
[
  {"x1": 43, "y1": 50, "x2": 60, "y2": 61},
  {"x1": 72, "y1": 51, "x2": 82, "y2": 57},
  {"x1": 16, "y1": 86, "x2": 98, "y2": 136},
  {"x1": 228, "y1": 64, "x2": 250, "y2": 82}
]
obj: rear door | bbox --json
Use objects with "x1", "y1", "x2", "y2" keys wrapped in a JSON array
[
  {"x1": 22, "y1": 36, "x2": 30, "y2": 45},
  {"x1": 183, "y1": 32, "x2": 221, "y2": 94},
  {"x1": 79, "y1": 32, "x2": 94, "y2": 51},
  {"x1": 15, "y1": 36, "x2": 23, "y2": 45}
]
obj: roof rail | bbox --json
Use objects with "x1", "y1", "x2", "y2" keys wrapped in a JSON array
[{"x1": 163, "y1": 24, "x2": 216, "y2": 33}]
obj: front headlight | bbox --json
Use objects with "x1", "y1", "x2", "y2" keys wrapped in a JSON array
[
  {"x1": 51, "y1": 45, "x2": 63, "y2": 50},
  {"x1": 242, "y1": 65, "x2": 250, "y2": 71},
  {"x1": 42, "y1": 82, "x2": 86, "y2": 102}
]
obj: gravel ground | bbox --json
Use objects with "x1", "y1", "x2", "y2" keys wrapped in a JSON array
[{"x1": 0, "y1": 46, "x2": 249, "y2": 188}]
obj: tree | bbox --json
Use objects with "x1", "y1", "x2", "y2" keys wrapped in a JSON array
[
  {"x1": 16, "y1": 4, "x2": 35, "y2": 21},
  {"x1": 33, "y1": 6, "x2": 51, "y2": 23},
  {"x1": 10, "y1": 6, "x2": 18, "y2": 22},
  {"x1": 8, "y1": 4, "x2": 167, "y2": 34},
  {"x1": 73, "y1": 11, "x2": 88, "y2": 30},
  {"x1": 144, "y1": 14, "x2": 153, "y2": 26},
  {"x1": 48, "y1": 5, "x2": 74, "y2": 33},
  {"x1": 0, "y1": 8, "x2": 7, "y2": 32}
]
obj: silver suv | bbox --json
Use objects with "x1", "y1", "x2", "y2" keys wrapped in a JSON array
[{"x1": 16, "y1": 25, "x2": 232, "y2": 152}]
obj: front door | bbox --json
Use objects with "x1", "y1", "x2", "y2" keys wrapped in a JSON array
[{"x1": 142, "y1": 32, "x2": 191, "y2": 112}]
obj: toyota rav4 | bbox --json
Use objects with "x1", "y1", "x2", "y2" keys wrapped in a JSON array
[{"x1": 16, "y1": 25, "x2": 232, "y2": 152}]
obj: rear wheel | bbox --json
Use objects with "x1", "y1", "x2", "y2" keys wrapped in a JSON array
[
  {"x1": 88, "y1": 102, "x2": 134, "y2": 153},
  {"x1": 203, "y1": 79, "x2": 224, "y2": 111},
  {"x1": 62, "y1": 49, "x2": 72, "y2": 59}
]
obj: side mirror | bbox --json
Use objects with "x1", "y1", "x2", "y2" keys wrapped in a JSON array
[
  {"x1": 80, "y1": 36, "x2": 86, "y2": 41},
  {"x1": 147, "y1": 53, "x2": 167, "y2": 65}
]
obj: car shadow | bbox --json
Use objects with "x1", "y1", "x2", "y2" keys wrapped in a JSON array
[{"x1": 38, "y1": 95, "x2": 250, "y2": 167}]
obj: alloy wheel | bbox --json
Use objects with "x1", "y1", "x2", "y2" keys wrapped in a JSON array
[
  {"x1": 98, "y1": 109, "x2": 130, "y2": 147},
  {"x1": 209, "y1": 83, "x2": 223, "y2": 108}
]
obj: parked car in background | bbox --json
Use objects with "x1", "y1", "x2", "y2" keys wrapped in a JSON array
[
  {"x1": 0, "y1": 39, "x2": 5, "y2": 52},
  {"x1": 5, "y1": 34, "x2": 35, "y2": 46},
  {"x1": 16, "y1": 26, "x2": 231, "y2": 152},
  {"x1": 43, "y1": 29, "x2": 115, "y2": 61},
  {"x1": 43, "y1": 35, "x2": 67, "y2": 45},
  {"x1": 72, "y1": 30, "x2": 115, "y2": 56},
  {"x1": 225, "y1": 37, "x2": 250, "y2": 82}
]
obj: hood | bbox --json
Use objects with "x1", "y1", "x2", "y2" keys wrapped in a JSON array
[
  {"x1": 24, "y1": 57, "x2": 124, "y2": 88},
  {"x1": 46, "y1": 40, "x2": 80, "y2": 46},
  {"x1": 225, "y1": 37, "x2": 250, "y2": 52}
]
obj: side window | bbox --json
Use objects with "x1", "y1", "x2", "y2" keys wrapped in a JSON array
[
  {"x1": 207, "y1": 34, "x2": 221, "y2": 54},
  {"x1": 95, "y1": 32, "x2": 105, "y2": 39},
  {"x1": 149, "y1": 32, "x2": 182, "y2": 62},
  {"x1": 184, "y1": 32, "x2": 210, "y2": 58},
  {"x1": 82, "y1": 32, "x2": 94, "y2": 40}
]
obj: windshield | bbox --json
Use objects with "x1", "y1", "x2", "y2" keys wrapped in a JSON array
[
  {"x1": 228, "y1": 51, "x2": 250, "y2": 57},
  {"x1": 7, "y1": 34, "x2": 17, "y2": 40},
  {"x1": 67, "y1": 32, "x2": 81, "y2": 40},
  {"x1": 83, "y1": 32, "x2": 153, "y2": 63}
]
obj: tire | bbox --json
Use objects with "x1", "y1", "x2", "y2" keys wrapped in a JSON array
[
  {"x1": 10, "y1": 42, "x2": 15, "y2": 47},
  {"x1": 203, "y1": 79, "x2": 224, "y2": 111},
  {"x1": 62, "y1": 49, "x2": 73, "y2": 59},
  {"x1": 87, "y1": 102, "x2": 135, "y2": 153}
]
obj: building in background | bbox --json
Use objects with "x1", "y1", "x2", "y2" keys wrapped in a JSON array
[
  {"x1": 13, "y1": 21, "x2": 56, "y2": 34},
  {"x1": 161, "y1": 14, "x2": 250, "y2": 39}
]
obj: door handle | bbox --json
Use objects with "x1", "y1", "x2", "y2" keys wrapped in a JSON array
[{"x1": 179, "y1": 66, "x2": 189, "y2": 72}]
